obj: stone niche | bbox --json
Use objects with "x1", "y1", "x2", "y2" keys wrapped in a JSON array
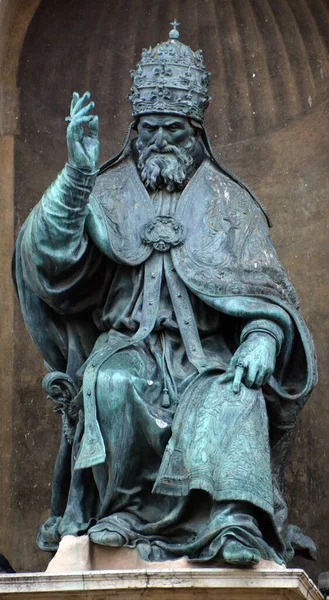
[{"x1": 1, "y1": 0, "x2": 329, "y2": 586}]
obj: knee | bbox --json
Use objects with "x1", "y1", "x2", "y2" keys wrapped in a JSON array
[
  {"x1": 97, "y1": 370, "x2": 134, "y2": 397},
  {"x1": 95, "y1": 370, "x2": 134, "y2": 412},
  {"x1": 108, "y1": 370, "x2": 133, "y2": 392}
]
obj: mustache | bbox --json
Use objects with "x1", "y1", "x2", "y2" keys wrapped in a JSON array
[
  {"x1": 138, "y1": 142, "x2": 185, "y2": 162},
  {"x1": 136, "y1": 134, "x2": 196, "y2": 157}
]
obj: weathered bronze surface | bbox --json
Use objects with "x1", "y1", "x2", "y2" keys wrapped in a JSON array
[{"x1": 13, "y1": 22, "x2": 318, "y2": 569}]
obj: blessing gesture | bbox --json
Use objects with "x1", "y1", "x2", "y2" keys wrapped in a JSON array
[{"x1": 66, "y1": 91, "x2": 99, "y2": 172}]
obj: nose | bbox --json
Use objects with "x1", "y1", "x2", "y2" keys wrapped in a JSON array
[{"x1": 154, "y1": 127, "x2": 167, "y2": 150}]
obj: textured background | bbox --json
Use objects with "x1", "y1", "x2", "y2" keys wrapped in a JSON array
[{"x1": 2, "y1": 0, "x2": 329, "y2": 578}]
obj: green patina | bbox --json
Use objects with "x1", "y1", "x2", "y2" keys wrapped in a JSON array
[{"x1": 13, "y1": 24, "x2": 317, "y2": 567}]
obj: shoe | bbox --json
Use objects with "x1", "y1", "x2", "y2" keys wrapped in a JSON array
[
  {"x1": 222, "y1": 539, "x2": 261, "y2": 566},
  {"x1": 89, "y1": 529, "x2": 125, "y2": 547}
]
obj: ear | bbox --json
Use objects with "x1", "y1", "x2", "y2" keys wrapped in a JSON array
[
  {"x1": 189, "y1": 118, "x2": 202, "y2": 137},
  {"x1": 191, "y1": 139, "x2": 204, "y2": 169},
  {"x1": 131, "y1": 137, "x2": 140, "y2": 165},
  {"x1": 132, "y1": 118, "x2": 139, "y2": 131}
]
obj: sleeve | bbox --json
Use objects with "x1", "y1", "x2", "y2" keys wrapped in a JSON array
[
  {"x1": 196, "y1": 293, "x2": 317, "y2": 401},
  {"x1": 240, "y1": 319, "x2": 284, "y2": 355},
  {"x1": 24, "y1": 163, "x2": 97, "y2": 275},
  {"x1": 19, "y1": 164, "x2": 107, "y2": 314}
]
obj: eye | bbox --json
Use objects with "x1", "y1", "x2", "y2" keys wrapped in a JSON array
[
  {"x1": 168, "y1": 124, "x2": 180, "y2": 132},
  {"x1": 143, "y1": 124, "x2": 156, "y2": 131}
]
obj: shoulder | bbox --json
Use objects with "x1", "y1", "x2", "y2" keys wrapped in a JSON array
[
  {"x1": 197, "y1": 157, "x2": 265, "y2": 222},
  {"x1": 92, "y1": 153, "x2": 137, "y2": 201}
]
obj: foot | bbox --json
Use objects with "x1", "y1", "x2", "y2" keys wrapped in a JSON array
[
  {"x1": 222, "y1": 540, "x2": 261, "y2": 566},
  {"x1": 89, "y1": 529, "x2": 125, "y2": 547}
]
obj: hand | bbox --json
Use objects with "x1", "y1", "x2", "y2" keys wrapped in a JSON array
[
  {"x1": 66, "y1": 91, "x2": 99, "y2": 172},
  {"x1": 219, "y1": 332, "x2": 277, "y2": 393}
]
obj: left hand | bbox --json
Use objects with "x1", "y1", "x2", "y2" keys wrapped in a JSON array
[{"x1": 219, "y1": 332, "x2": 277, "y2": 393}]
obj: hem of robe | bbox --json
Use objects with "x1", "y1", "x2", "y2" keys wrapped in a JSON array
[
  {"x1": 152, "y1": 483, "x2": 274, "y2": 517},
  {"x1": 86, "y1": 508, "x2": 285, "y2": 565}
]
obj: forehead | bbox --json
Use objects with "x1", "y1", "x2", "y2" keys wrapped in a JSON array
[{"x1": 139, "y1": 114, "x2": 190, "y2": 127}]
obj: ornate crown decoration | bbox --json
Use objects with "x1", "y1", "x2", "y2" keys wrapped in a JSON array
[{"x1": 129, "y1": 20, "x2": 211, "y2": 123}]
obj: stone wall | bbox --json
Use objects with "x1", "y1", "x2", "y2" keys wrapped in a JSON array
[
  {"x1": 0, "y1": 0, "x2": 41, "y2": 572},
  {"x1": 1, "y1": 0, "x2": 329, "y2": 579}
]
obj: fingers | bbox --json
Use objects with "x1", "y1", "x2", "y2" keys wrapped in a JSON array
[
  {"x1": 220, "y1": 348, "x2": 275, "y2": 392},
  {"x1": 70, "y1": 91, "x2": 80, "y2": 114},
  {"x1": 232, "y1": 365, "x2": 244, "y2": 393},
  {"x1": 89, "y1": 115, "x2": 99, "y2": 138},
  {"x1": 254, "y1": 369, "x2": 264, "y2": 388},
  {"x1": 67, "y1": 115, "x2": 96, "y2": 142},
  {"x1": 68, "y1": 115, "x2": 96, "y2": 133},
  {"x1": 244, "y1": 363, "x2": 274, "y2": 388},
  {"x1": 67, "y1": 91, "x2": 94, "y2": 122},
  {"x1": 244, "y1": 363, "x2": 258, "y2": 388},
  {"x1": 220, "y1": 364, "x2": 268, "y2": 393},
  {"x1": 255, "y1": 367, "x2": 272, "y2": 387},
  {"x1": 218, "y1": 364, "x2": 245, "y2": 393},
  {"x1": 218, "y1": 369, "x2": 234, "y2": 384},
  {"x1": 73, "y1": 101, "x2": 95, "y2": 119},
  {"x1": 71, "y1": 91, "x2": 91, "y2": 116}
]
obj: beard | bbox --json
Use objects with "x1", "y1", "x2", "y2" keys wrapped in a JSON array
[{"x1": 136, "y1": 136, "x2": 195, "y2": 192}]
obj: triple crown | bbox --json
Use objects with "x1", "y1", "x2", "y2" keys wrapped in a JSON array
[{"x1": 129, "y1": 20, "x2": 211, "y2": 124}]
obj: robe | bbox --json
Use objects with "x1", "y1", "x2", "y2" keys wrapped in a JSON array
[{"x1": 13, "y1": 150, "x2": 317, "y2": 564}]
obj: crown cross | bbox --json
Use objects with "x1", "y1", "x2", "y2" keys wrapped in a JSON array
[{"x1": 169, "y1": 19, "x2": 180, "y2": 39}]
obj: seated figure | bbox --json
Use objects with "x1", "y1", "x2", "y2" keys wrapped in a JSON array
[{"x1": 14, "y1": 23, "x2": 317, "y2": 567}]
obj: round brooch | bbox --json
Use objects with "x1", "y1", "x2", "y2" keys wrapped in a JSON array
[{"x1": 141, "y1": 216, "x2": 186, "y2": 252}]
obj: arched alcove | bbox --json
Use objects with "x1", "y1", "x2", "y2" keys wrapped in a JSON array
[{"x1": 1, "y1": 0, "x2": 329, "y2": 575}]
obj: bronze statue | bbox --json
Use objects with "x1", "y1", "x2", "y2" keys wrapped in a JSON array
[{"x1": 14, "y1": 22, "x2": 317, "y2": 566}]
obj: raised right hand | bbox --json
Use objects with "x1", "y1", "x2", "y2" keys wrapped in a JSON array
[{"x1": 66, "y1": 91, "x2": 99, "y2": 172}]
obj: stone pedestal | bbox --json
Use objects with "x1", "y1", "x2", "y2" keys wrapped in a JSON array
[
  {"x1": 0, "y1": 538, "x2": 322, "y2": 600},
  {"x1": 45, "y1": 535, "x2": 288, "y2": 573},
  {"x1": 0, "y1": 537, "x2": 322, "y2": 599},
  {"x1": 0, "y1": 567, "x2": 322, "y2": 600}
]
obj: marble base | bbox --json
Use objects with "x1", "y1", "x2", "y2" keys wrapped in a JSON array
[
  {"x1": 0, "y1": 567, "x2": 322, "y2": 600},
  {"x1": 0, "y1": 537, "x2": 321, "y2": 599},
  {"x1": 0, "y1": 538, "x2": 322, "y2": 600},
  {"x1": 45, "y1": 535, "x2": 287, "y2": 573}
]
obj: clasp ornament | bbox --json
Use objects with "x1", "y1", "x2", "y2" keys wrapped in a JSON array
[{"x1": 141, "y1": 215, "x2": 185, "y2": 252}]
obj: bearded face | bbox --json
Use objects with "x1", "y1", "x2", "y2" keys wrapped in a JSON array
[{"x1": 136, "y1": 115, "x2": 196, "y2": 192}]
